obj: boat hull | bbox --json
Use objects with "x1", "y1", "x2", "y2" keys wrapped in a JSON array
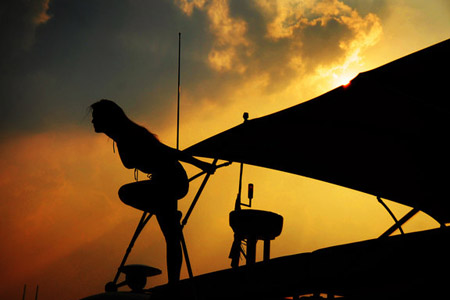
[{"x1": 82, "y1": 227, "x2": 450, "y2": 299}]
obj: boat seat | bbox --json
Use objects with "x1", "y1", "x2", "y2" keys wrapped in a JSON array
[
  {"x1": 119, "y1": 264, "x2": 162, "y2": 291},
  {"x1": 230, "y1": 209, "x2": 283, "y2": 240},
  {"x1": 229, "y1": 209, "x2": 283, "y2": 267}
]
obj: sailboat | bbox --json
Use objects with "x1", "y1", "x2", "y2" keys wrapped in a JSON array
[{"x1": 81, "y1": 38, "x2": 450, "y2": 299}]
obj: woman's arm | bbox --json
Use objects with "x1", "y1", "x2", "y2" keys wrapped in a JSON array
[
  {"x1": 179, "y1": 152, "x2": 216, "y2": 174},
  {"x1": 161, "y1": 144, "x2": 216, "y2": 174}
]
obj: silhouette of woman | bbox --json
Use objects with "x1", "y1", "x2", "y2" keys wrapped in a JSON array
[{"x1": 91, "y1": 99, "x2": 214, "y2": 283}]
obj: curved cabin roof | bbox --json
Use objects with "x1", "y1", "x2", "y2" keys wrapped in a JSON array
[{"x1": 185, "y1": 39, "x2": 450, "y2": 224}]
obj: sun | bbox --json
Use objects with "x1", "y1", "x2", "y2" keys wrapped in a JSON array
[{"x1": 333, "y1": 72, "x2": 356, "y2": 88}]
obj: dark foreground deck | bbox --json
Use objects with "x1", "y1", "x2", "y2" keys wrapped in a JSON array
[{"x1": 82, "y1": 226, "x2": 450, "y2": 299}]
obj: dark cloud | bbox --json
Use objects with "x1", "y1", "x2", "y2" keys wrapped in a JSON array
[
  {"x1": 0, "y1": 0, "x2": 215, "y2": 136},
  {"x1": 300, "y1": 18, "x2": 352, "y2": 67},
  {"x1": 0, "y1": 0, "x2": 51, "y2": 136},
  {"x1": 0, "y1": 0, "x2": 385, "y2": 137},
  {"x1": 0, "y1": 0, "x2": 51, "y2": 58}
]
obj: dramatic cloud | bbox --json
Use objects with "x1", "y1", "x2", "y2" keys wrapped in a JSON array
[
  {"x1": 1, "y1": 0, "x2": 448, "y2": 139},
  {"x1": 174, "y1": 0, "x2": 381, "y2": 95},
  {"x1": 177, "y1": 0, "x2": 251, "y2": 72},
  {"x1": 0, "y1": 1, "x2": 448, "y2": 299}
]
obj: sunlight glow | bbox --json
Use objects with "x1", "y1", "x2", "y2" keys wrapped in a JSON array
[{"x1": 333, "y1": 72, "x2": 356, "y2": 87}]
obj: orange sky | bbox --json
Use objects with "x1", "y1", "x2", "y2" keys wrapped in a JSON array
[{"x1": 1, "y1": 1, "x2": 449, "y2": 299}]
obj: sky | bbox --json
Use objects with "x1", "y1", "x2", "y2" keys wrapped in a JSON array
[{"x1": 0, "y1": 0, "x2": 449, "y2": 299}]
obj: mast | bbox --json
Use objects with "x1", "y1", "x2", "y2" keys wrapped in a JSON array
[{"x1": 177, "y1": 32, "x2": 181, "y2": 150}]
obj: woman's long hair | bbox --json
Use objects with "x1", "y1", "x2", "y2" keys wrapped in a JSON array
[{"x1": 90, "y1": 99, "x2": 159, "y2": 141}]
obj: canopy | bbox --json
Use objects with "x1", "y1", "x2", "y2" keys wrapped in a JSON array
[{"x1": 185, "y1": 39, "x2": 450, "y2": 223}]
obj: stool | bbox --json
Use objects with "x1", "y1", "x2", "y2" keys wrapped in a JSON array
[
  {"x1": 105, "y1": 264, "x2": 162, "y2": 292},
  {"x1": 229, "y1": 209, "x2": 283, "y2": 267}
]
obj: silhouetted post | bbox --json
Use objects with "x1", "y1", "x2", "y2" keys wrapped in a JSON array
[
  {"x1": 235, "y1": 161, "x2": 244, "y2": 210},
  {"x1": 248, "y1": 183, "x2": 253, "y2": 207},
  {"x1": 181, "y1": 159, "x2": 219, "y2": 279},
  {"x1": 263, "y1": 240, "x2": 270, "y2": 261},
  {"x1": 22, "y1": 284, "x2": 26, "y2": 300},
  {"x1": 35, "y1": 285, "x2": 39, "y2": 300},
  {"x1": 246, "y1": 237, "x2": 257, "y2": 265},
  {"x1": 234, "y1": 112, "x2": 249, "y2": 210}
]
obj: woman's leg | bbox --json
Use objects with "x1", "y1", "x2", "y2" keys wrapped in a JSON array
[
  {"x1": 118, "y1": 181, "x2": 161, "y2": 211},
  {"x1": 118, "y1": 180, "x2": 186, "y2": 283},
  {"x1": 118, "y1": 179, "x2": 187, "y2": 211},
  {"x1": 156, "y1": 207, "x2": 183, "y2": 283}
]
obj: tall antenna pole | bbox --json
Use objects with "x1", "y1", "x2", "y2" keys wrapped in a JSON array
[{"x1": 176, "y1": 32, "x2": 181, "y2": 150}]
